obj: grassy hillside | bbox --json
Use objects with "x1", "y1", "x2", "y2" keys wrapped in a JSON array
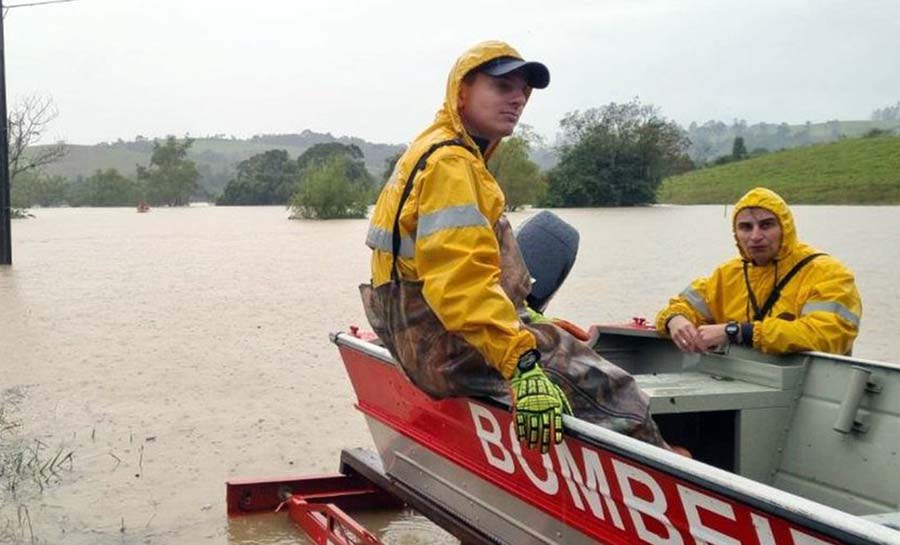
[{"x1": 658, "y1": 134, "x2": 900, "y2": 204}]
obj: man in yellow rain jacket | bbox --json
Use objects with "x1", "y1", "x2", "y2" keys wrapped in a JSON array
[
  {"x1": 656, "y1": 187, "x2": 861, "y2": 355},
  {"x1": 361, "y1": 41, "x2": 671, "y2": 455}
]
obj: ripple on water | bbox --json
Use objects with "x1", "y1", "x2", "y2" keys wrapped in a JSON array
[{"x1": 379, "y1": 511, "x2": 459, "y2": 545}]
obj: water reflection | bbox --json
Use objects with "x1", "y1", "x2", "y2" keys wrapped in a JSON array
[
  {"x1": 227, "y1": 513, "x2": 308, "y2": 545},
  {"x1": 225, "y1": 509, "x2": 457, "y2": 545},
  {"x1": 359, "y1": 509, "x2": 459, "y2": 545}
]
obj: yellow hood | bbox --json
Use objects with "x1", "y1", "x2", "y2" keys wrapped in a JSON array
[
  {"x1": 732, "y1": 187, "x2": 798, "y2": 262},
  {"x1": 418, "y1": 40, "x2": 528, "y2": 161}
]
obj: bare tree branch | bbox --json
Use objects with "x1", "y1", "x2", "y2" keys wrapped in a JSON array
[{"x1": 7, "y1": 95, "x2": 67, "y2": 182}]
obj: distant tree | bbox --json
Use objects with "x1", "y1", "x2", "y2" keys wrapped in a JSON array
[
  {"x1": 297, "y1": 142, "x2": 364, "y2": 173},
  {"x1": 7, "y1": 95, "x2": 67, "y2": 217},
  {"x1": 488, "y1": 133, "x2": 544, "y2": 211},
  {"x1": 863, "y1": 128, "x2": 891, "y2": 138},
  {"x1": 218, "y1": 149, "x2": 299, "y2": 205},
  {"x1": 871, "y1": 100, "x2": 900, "y2": 122},
  {"x1": 731, "y1": 136, "x2": 748, "y2": 160},
  {"x1": 7, "y1": 95, "x2": 67, "y2": 184},
  {"x1": 10, "y1": 171, "x2": 67, "y2": 208},
  {"x1": 712, "y1": 154, "x2": 736, "y2": 166},
  {"x1": 15, "y1": 172, "x2": 59, "y2": 208},
  {"x1": 773, "y1": 123, "x2": 793, "y2": 150},
  {"x1": 381, "y1": 150, "x2": 403, "y2": 186},
  {"x1": 543, "y1": 99, "x2": 690, "y2": 206},
  {"x1": 137, "y1": 136, "x2": 199, "y2": 206},
  {"x1": 67, "y1": 169, "x2": 138, "y2": 207},
  {"x1": 289, "y1": 155, "x2": 373, "y2": 219}
]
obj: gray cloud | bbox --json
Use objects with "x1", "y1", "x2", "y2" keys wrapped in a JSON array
[{"x1": 7, "y1": 0, "x2": 899, "y2": 145}]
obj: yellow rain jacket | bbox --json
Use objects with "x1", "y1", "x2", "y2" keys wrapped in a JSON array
[
  {"x1": 656, "y1": 187, "x2": 861, "y2": 354},
  {"x1": 366, "y1": 41, "x2": 535, "y2": 379}
]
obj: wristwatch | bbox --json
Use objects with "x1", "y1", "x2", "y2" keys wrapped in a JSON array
[
  {"x1": 516, "y1": 349, "x2": 541, "y2": 373},
  {"x1": 725, "y1": 321, "x2": 740, "y2": 344}
]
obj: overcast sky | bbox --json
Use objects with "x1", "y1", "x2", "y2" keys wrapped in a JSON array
[{"x1": 6, "y1": 0, "x2": 899, "y2": 146}]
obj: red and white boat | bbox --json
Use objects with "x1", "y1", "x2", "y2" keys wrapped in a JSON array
[{"x1": 228, "y1": 321, "x2": 900, "y2": 544}]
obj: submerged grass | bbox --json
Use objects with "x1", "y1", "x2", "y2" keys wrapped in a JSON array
[
  {"x1": 1, "y1": 405, "x2": 74, "y2": 495},
  {"x1": 1, "y1": 401, "x2": 75, "y2": 542}
]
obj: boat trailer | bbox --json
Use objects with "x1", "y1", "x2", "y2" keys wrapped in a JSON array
[{"x1": 227, "y1": 448, "x2": 497, "y2": 545}]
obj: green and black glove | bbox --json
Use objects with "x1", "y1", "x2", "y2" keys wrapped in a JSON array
[{"x1": 510, "y1": 349, "x2": 573, "y2": 453}]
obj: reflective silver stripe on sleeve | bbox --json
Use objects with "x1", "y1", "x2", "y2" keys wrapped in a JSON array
[
  {"x1": 365, "y1": 226, "x2": 415, "y2": 258},
  {"x1": 680, "y1": 286, "x2": 714, "y2": 321},
  {"x1": 417, "y1": 204, "x2": 488, "y2": 239},
  {"x1": 801, "y1": 301, "x2": 861, "y2": 327}
]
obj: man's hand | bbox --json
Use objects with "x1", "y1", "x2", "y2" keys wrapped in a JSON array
[
  {"x1": 667, "y1": 315, "x2": 705, "y2": 353},
  {"x1": 697, "y1": 324, "x2": 728, "y2": 349},
  {"x1": 510, "y1": 363, "x2": 572, "y2": 453}
]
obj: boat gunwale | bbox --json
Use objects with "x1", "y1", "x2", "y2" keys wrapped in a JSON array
[
  {"x1": 592, "y1": 324, "x2": 900, "y2": 373},
  {"x1": 332, "y1": 331, "x2": 900, "y2": 545}
]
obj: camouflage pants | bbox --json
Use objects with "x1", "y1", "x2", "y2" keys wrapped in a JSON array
[{"x1": 360, "y1": 279, "x2": 666, "y2": 447}]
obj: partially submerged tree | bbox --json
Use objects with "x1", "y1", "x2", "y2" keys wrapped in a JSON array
[
  {"x1": 68, "y1": 169, "x2": 139, "y2": 207},
  {"x1": 218, "y1": 149, "x2": 299, "y2": 205},
  {"x1": 543, "y1": 99, "x2": 690, "y2": 207},
  {"x1": 488, "y1": 128, "x2": 545, "y2": 211},
  {"x1": 137, "y1": 136, "x2": 199, "y2": 206},
  {"x1": 10, "y1": 170, "x2": 67, "y2": 208},
  {"x1": 290, "y1": 153, "x2": 373, "y2": 220}
]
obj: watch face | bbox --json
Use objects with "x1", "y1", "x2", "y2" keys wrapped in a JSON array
[
  {"x1": 725, "y1": 323, "x2": 739, "y2": 336},
  {"x1": 517, "y1": 350, "x2": 540, "y2": 371}
]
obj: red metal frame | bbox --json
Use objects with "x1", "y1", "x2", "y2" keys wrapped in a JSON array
[
  {"x1": 227, "y1": 473, "x2": 401, "y2": 544},
  {"x1": 286, "y1": 495, "x2": 381, "y2": 545}
]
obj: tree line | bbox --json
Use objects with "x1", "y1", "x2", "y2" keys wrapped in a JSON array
[
  {"x1": 19, "y1": 95, "x2": 896, "y2": 219},
  {"x1": 11, "y1": 98, "x2": 693, "y2": 216},
  {"x1": 13, "y1": 136, "x2": 200, "y2": 210},
  {"x1": 217, "y1": 142, "x2": 374, "y2": 219}
]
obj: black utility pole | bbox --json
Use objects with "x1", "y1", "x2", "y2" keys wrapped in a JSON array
[
  {"x1": 0, "y1": 0, "x2": 77, "y2": 265},
  {"x1": 0, "y1": 0, "x2": 11, "y2": 265}
]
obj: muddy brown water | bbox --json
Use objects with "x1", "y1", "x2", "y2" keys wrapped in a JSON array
[{"x1": 2, "y1": 205, "x2": 897, "y2": 544}]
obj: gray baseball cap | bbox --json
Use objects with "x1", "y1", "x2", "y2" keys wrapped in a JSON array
[{"x1": 477, "y1": 56, "x2": 550, "y2": 89}]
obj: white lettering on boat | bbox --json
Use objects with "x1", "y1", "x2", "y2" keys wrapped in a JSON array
[
  {"x1": 556, "y1": 440, "x2": 625, "y2": 529},
  {"x1": 467, "y1": 402, "x2": 832, "y2": 545},
  {"x1": 508, "y1": 421, "x2": 559, "y2": 495},
  {"x1": 752, "y1": 513, "x2": 777, "y2": 545},
  {"x1": 614, "y1": 459, "x2": 683, "y2": 545},
  {"x1": 678, "y1": 484, "x2": 739, "y2": 545},
  {"x1": 469, "y1": 403, "x2": 514, "y2": 474}
]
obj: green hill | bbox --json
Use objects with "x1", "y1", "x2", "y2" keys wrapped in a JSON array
[{"x1": 658, "y1": 134, "x2": 900, "y2": 204}]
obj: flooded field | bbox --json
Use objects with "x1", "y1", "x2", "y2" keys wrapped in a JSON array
[{"x1": 2, "y1": 205, "x2": 897, "y2": 544}]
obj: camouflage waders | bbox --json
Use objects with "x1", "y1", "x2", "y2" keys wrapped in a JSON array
[{"x1": 360, "y1": 212, "x2": 666, "y2": 447}]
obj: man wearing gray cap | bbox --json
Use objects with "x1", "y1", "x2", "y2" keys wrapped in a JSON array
[{"x1": 361, "y1": 41, "x2": 674, "y2": 454}]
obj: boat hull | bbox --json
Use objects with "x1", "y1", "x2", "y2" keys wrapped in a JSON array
[{"x1": 335, "y1": 332, "x2": 900, "y2": 545}]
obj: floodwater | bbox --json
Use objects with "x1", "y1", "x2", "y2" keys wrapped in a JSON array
[{"x1": 1, "y1": 205, "x2": 898, "y2": 544}]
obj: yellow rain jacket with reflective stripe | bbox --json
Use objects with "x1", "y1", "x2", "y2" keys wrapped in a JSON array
[
  {"x1": 656, "y1": 187, "x2": 861, "y2": 354},
  {"x1": 366, "y1": 41, "x2": 535, "y2": 378}
]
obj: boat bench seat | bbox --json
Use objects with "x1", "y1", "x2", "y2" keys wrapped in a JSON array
[
  {"x1": 634, "y1": 350, "x2": 807, "y2": 415},
  {"x1": 636, "y1": 371, "x2": 795, "y2": 414}
]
